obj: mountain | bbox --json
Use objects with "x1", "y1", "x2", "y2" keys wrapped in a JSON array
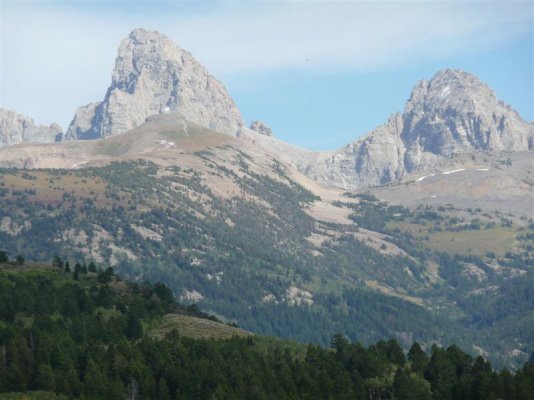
[
  {"x1": 0, "y1": 30, "x2": 533, "y2": 369},
  {"x1": 65, "y1": 28, "x2": 244, "y2": 140},
  {"x1": 0, "y1": 108, "x2": 62, "y2": 147},
  {"x1": 303, "y1": 69, "x2": 534, "y2": 188},
  {"x1": 1, "y1": 111, "x2": 533, "y2": 368},
  {"x1": 6, "y1": 30, "x2": 531, "y2": 193}
]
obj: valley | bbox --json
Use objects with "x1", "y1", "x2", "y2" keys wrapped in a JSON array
[{"x1": 0, "y1": 114, "x2": 532, "y2": 368}]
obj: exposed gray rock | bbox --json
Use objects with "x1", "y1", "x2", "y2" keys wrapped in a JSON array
[
  {"x1": 250, "y1": 120, "x2": 272, "y2": 136},
  {"x1": 0, "y1": 108, "x2": 62, "y2": 147},
  {"x1": 64, "y1": 102, "x2": 102, "y2": 140},
  {"x1": 305, "y1": 69, "x2": 534, "y2": 188},
  {"x1": 65, "y1": 28, "x2": 244, "y2": 140}
]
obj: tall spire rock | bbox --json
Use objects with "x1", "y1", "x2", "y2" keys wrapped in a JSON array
[
  {"x1": 0, "y1": 108, "x2": 62, "y2": 147},
  {"x1": 305, "y1": 69, "x2": 534, "y2": 188},
  {"x1": 65, "y1": 29, "x2": 244, "y2": 140}
]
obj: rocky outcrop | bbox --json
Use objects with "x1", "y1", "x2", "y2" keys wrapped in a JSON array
[
  {"x1": 250, "y1": 121, "x2": 272, "y2": 136},
  {"x1": 305, "y1": 69, "x2": 534, "y2": 188},
  {"x1": 0, "y1": 108, "x2": 62, "y2": 147},
  {"x1": 65, "y1": 102, "x2": 101, "y2": 140},
  {"x1": 65, "y1": 28, "x2": 244, "y2": 140}
]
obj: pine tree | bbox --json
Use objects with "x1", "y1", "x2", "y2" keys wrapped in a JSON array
[
  {"x1": 158, "y1": 377, "x2": 171, "y2": 400},
  {"x1": 126, "y1": 313, "x2": 143, "y2": 340},
  {"x1": 52, "y1": 255, "x2": 64, "y2": 269},
  {"x1": 394, "y1": 367, "x2": 433, "y2": 400},
  {"x1": 88, "y1": 261, "x2": 97, "y2": 273},
  {"x1": 408, "y1": 342, "x2": 429, "y2": 374},
  {"x1": 36, "y1": 363, "x2": 55, "y2": 391},
  {"x1": 84, "y1": 358, "x2": 106, "y2": 398},
  {"x1": 15, "y1": 255, "x2": 25, "y2": 266}
]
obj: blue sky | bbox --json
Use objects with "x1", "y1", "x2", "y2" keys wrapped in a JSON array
[{"x1": 0, "y1": 0, "x2": 532, "y2": 150}]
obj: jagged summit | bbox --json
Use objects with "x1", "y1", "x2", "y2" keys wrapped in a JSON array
[
  {"x1": 65, "y1": 28, "x2": 244, "y2": 140},
  {"x1": 303, "y1": 68, "x2": 534, "y2": 188},
  {"x1": 405, "y1": 69, "x2": 495, "y2": 115},
  {"x1": 402, "y1": 68, "x2": 532, "y2": 158},
  {"x1": 0, "y1": 108, "x2": 62, "y2": 147}
]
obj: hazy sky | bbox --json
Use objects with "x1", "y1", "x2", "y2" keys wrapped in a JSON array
[{"x1": 0, "y1": 0, "x2": 532, "y2": 150}]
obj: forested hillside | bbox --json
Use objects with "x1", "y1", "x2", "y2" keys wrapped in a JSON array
[
  {"x1": 0, "y1": 157, "x2": 533, "y2": 368},
  {"x1": 0, "y1": 261, "x2": 533, "y2": 400}
]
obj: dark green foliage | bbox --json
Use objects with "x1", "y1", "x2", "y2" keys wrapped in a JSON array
[
  {"x1": 88, "y1": 262, "x2": 97, "y2": 273},
  {"x1": 0, "y1": 264, "x2": 533, "y2": 400},
  {"x1": 97, "y1": 267, "x2": 114, "y2": 284},
  {"x1": 409, "y1": 342, "x2": 430, "y2": 373}
]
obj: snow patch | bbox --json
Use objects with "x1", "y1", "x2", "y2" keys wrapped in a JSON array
[
  {"x1": 155, "y1": 139, "x2": 176, "y2": 149},
  {"x1": 442, "y1": 168, "x2": 465, "y2": 175},
  {"x1": 416, "y1": 173, "x2": 435, "y2": 182},
  {"x1": 439, "y1": 85, "x2": 451, "y2": 99},
  {"x1": 71, "y1": 161, "x2": 88, "y2": 169}
]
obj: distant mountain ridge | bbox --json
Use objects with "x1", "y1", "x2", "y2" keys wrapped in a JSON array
[
  {"x1": 303, "y1": 69, "x2": 534, "y2": 188},
  {"x1": 0, "y1": 29, "x2": 532, "y2": 190},
  {"x1": 0, "y1": 108, "x2": 62, "y2": 148}
]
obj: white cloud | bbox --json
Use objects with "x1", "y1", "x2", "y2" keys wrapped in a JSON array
[{"x1": 0, "y1": 1, "x2": 531, "y2": 129}]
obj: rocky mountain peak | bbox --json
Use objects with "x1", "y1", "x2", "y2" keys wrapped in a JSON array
[
  {"x1": 303, "y1": 69, "x2": 534, "y2": 189},
  {"x1": 0, "y1": 108, "x2": 62, "y2": 147},
  {"x1": 65, "y1": 28, "x2": 244, "y2": 140},
  {"x1": 401, "y1": 68, "x2": 532, "y2": 158},
  {"x1": 404, "y1": 68, "x2": 498, "y2": 117}
]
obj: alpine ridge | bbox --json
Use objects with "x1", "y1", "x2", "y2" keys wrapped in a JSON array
[
  {"x1": 0, "y1": 108, "x2": 62, "y2": 147},
  {"x1": 0, "y1": 30, "x2": 532, "y2": 191}
]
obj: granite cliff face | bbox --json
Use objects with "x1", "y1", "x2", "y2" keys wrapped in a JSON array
[
  {"x1": 305, "y1": 69, "x2": 534, "y2": 188},
  {"x1": 65, "y1": 29, "x2": 244, "y2": 140},
  {"x1": 0, "y1": 109, "x2": 62, "y2": 147}
]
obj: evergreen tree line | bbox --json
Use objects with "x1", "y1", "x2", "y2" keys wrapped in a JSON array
[{"x1": 0, "y1": 262, "x2": 533, "y2": 399}]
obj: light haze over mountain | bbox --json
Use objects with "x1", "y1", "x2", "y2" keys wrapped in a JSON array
[
  {"x1": 0, "y1": 24, "x2": 533, "y2": 370},
  {"x1": 1, "y1": 1, "x2": 532, "y2": 149}
]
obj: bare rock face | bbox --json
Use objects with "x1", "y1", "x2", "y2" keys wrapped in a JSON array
[
  {"x1": 401, "y1": 69, "x2": 533, "y2": 167},
  {"x1": 65, "y1": 102, "x2": 102, "y2": 140},
  {"x1": 0, "y1": 108, "x2": 62, "y2": 147},
  {"x1": 250, "y1": 121, "x2": 272, "y2": 136},
  {"x1": 306, "y1": 69, "x2": 534, "y2": 188},
  {"x1": 65, "y1": 28, "x2": 244, "y2": 140}
]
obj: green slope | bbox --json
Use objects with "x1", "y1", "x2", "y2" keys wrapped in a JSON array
[{"x1": 0, "y1": 156, "x2": 533, "y2": 368}]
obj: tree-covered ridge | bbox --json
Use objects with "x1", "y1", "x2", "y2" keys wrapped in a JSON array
[
  {"x1": 0, "y1": 262, "x2": 532, "y2": 400},
  {"x1": 0, "y1": 159, "x2": 533, "y2": 368}
]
